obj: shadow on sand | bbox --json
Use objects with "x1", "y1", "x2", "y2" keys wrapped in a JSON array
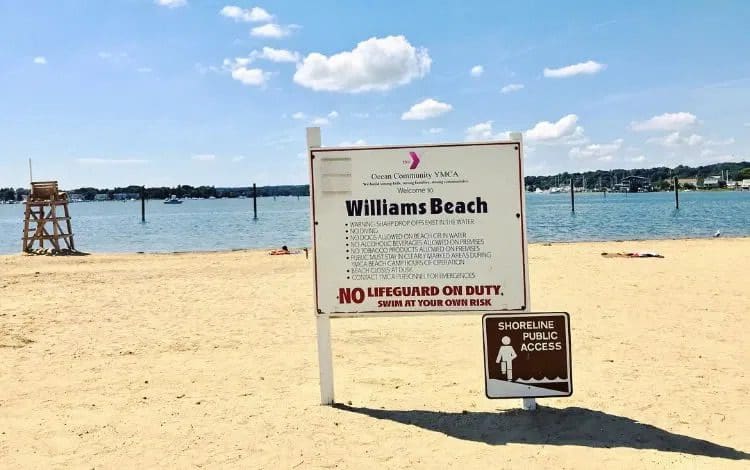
[{"x1": 333, "y1": 404, "x2": 749, "y2": 460}]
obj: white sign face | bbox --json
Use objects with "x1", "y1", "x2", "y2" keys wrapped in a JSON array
[{"x1": 310, "y1": 142, "x2": 527, "y2": 316}]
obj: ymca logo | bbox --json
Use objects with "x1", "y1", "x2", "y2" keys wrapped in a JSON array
[{"x1": 403, "y1": 151, "x2": 420, "y2": 170}]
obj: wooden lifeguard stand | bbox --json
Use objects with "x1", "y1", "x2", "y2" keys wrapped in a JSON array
[{"x1": 22, "y1": 181, "x2": 76, "y2": 253}]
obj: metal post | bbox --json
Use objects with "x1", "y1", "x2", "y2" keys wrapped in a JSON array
[
  {"x1": 253, "y1": 183, "x2": 258, "y2": 220},
  {"x1": 674, "y1": 176, "x2": 679, "y2": 209},
  {"x1": 28, "y1": 158, "x2": 33, "y2": 183},
  {"x1": 307, "y1": 127, "x2": 334, "y2": 405},
  {"x1": 141, "y1": 186, "x2": 146, "y2": 223},
  {"x1": 511, "y1": 131, "x2": 536, "y2": 411},
  {"x1": 570, "y1": 178, "x2": 575, "y2": 212}
]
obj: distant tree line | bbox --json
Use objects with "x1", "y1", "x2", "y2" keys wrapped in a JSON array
[
  {"x1": 65, "y1": 184, "x2": 309, "y2": 201},
  {"x1": 3, "y1": 163, "x2": 748, "y2": 201},
  {"x1": 0, "y1": 187, "x2": 29, "y2": 201},
  {"x1": 524, "y1": 162, "x2": 750, "y2": 191}
]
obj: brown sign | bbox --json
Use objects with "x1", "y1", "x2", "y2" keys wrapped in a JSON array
[{"x1": 483, "y1": 312, "x2": 572, "y2": 398}]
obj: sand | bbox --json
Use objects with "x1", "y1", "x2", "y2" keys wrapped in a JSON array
[{"x1": 1, "y1": 238, "x2": 749, "y2": 469}]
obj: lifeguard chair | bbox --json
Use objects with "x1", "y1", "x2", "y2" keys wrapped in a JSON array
[{"x1": 22, "y1": 181, "x2": 76, "y2": 253}]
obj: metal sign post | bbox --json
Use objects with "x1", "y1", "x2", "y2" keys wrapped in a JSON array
[
  {"x1": 510, "y1": 132, "x2": 537, "y2": 411},
  {"x1": 307, "y1": 127, "x2": 335, "y2": 405}
]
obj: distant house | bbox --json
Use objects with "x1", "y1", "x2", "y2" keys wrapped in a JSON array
[
  {"x1": 113, "y1": 192, "x2": 139, "y2": 200},
  {"x1": 701, "y1": 176, "x2": 722, "y2": 189},
  {"x1": 615, "y1": 176, "x2": 652, "y2": 193},
  {"x1": 94, "y1": 193, "x2": 109, "y2": 201},
  {"x1": 742, "y1": 179, "x2": 750, "y2": 191},
  {"x1": 679, "y1": 178, "x2": 698, "y2": 188}
]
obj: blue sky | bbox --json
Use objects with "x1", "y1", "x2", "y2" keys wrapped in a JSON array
[{"x1": 1, "y1": 0, "x2": 748, "y2": 188}]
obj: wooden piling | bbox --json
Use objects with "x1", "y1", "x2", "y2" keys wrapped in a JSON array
[
  {"x1": 570, "y1": 179, "x2": 575, "y2": 212},
  {"x1": 141, "y1": 186, "x2": 146, "y2": 223},
  {"x1": 674, "y1": 176, "x2": 679, "y2": 209},
  {"x1": 253, "y1": 183, "x2": 258, "y2": 220}
]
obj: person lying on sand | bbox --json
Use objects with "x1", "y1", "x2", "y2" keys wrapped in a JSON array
[
  {"x1": 270, "y1": 245, "x2": 293, "y2": 255},
  {"x1": 601, "y1": 252, "x2": 664, "y2": 258}
]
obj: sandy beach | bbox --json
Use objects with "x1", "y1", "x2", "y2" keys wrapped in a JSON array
[{"x1": 1, "y1": 238, "x2": 749, "y2": 469}]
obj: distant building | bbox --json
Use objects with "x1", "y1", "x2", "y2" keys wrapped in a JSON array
[
  {"x1": 679, "y1": 178, "x2": 698, "y2": 188},
  {"x1": 94, "y1": 193, "x2": 109, "y2": 201},
  {"x1": 742, "y1": 179, "x2": 750, "y2": 191},
  {"x1": 113, "y1": 192, "x2": 139, "y2": 200},
  {"x1": 701, "y1": 176, "x2": 722, "y2": 189},
  {"x1": 615, "y1": 176, "x2": 652, "y2": 193}
]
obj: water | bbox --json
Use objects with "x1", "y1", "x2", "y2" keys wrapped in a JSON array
[{"x1": 1, "y1": 192, "x2": 748, "y2": 254}]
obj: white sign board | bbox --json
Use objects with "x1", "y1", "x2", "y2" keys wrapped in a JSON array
[{"x1": 310, "y1": 142, "x2": 528, "y2": 316}]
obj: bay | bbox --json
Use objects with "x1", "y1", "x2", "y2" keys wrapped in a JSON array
[{"x1": 0, "y1": 191, "x2": 748, "y2": 254}]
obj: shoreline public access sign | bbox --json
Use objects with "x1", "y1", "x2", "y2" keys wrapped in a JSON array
[
  {"x1": 483, "y1": 312, "x2": 572, "y2": 398},
  {"x1": 310, "y1": 142, "x2": 528, "y2": 317}
]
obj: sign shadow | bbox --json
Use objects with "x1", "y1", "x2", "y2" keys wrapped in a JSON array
[{"x1": 333, "y1": 404, "x2": 749, "y2": 460}]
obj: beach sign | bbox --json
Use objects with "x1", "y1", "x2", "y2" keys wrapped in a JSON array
[
  {"x1": 482, "y1": 312, "x2": 572, "y2": 398},
  {"x1": 309, "y1": 141, "x2": 528, "y2": 317}
]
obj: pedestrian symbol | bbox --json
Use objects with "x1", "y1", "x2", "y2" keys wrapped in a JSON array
[{"x1": 496, "y1": 336, "x2": 517, "y2": 380}]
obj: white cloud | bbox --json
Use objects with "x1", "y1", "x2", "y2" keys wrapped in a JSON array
[
  {"x1": 569, "y1": 139, "x2": 623, "y2": 159},
  {"x1": 543, "y1": 60, "x2": 606, "y2": 78},
  {"x1": 352, "y1": 112, "x2": 369, "y2": 118},
  {"x1": 76, "y1": 158, "x2": 148, "y2": 165},
  {"x1": 222, "y1": 57, "x2": 269, "y2": 86},
  {"x1": 466, "y1": 115, "x2": 586, "y2": 144},
  {"x1": 465, "y1": 121, "x2": 510, "y2": 141},
  {"x1": 155, "y1": 0, "x2": 186, "y2": 8},
  {"x1": 631, "y1": 112, "x2": 697, "y2": 131},
  {"x1": 630, "y1": 155, "x2": 646, "y2": 163},
  {"x1": 231, "y1": 156, "x2": 245, "y2": 162},
  {"x1": 500, "y1": 83, "x2": 524, "y2": 94},
  {"x1": 253, "y1": 47, "x2": 299, "y2": 63},
  {"x1": 219, "y1": 6, "x2": 272, "y2": 22},
  {"x1": 401, "y1": 98, "x2": 452, "y2": 120},
  {"x1": 470, "y1": 65, "x2": 484, "y2": 77},
  {"x1": 712, "y1": 154, "x2": 744, "y2": 163},
  {"x1": 33, "y1": 56, "x2": 47, "y2": 65},
  {"x1": 293, "y1": 35, "x2": 431, "y2": 93},
  {"x1": 327, "y1": 111, "x2": 339, "y2": 119},
  {"x1": 598, "y1": 155, "x2": 614, "y2": 162},
  {"x1": 339, "y1": 139, "x2": 367, "y2": 146},
  {"x1": 136, "y1": 67, "x2": 152, "y2": 73},
  {"x1": 705, "y1": 137, "x2": 735, "y2": 146},
  {"x1": 648, "y1": 132, "x2": 703, "y2": 147},
  {"x1": 231, "y1": 67, "x2": 269, "y2": 86},
  {"x1": 192, "y1": 154, "x2": 216, "y2": 161},
  {"x1": 310, "y1": 117, "x2": 330, "y2": 126},
  {"x1": 196, "y1": 63, "x2": 221, "y2": 75},
  {"x1": 525, "y1": 114, "x2": 580, "y2": 142},
  {"x1": 291, "y1": 112, "x2": 306, "y2": 120},
  {"x1": 745, "y1": 123, "x2": 750, "y2": 127},
  {"x1": 251, "y1": 23, "x2": 292, "y2": 38},
  {"x1": 427, "y1": 128, "x2": 444, "y2": 134}
]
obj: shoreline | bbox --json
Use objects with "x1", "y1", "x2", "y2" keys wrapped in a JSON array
[{"x1": 1, "y1": 235, "x2": 747, "y2": 258}]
